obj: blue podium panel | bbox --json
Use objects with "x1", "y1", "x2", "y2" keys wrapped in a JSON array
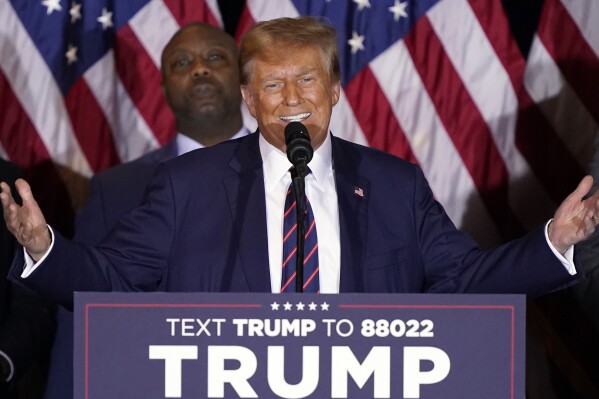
[{"x1": 74, "y1": 292, "x2": 525, "y2": 399}]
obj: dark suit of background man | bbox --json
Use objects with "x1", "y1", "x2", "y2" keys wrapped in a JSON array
[
  {"x1": 42, "y1": 22, "x2": 248, "y2": 399},
  {"x1": 2, "y1": 16, "x2": 599, "y2": 342},
  {"x1": 0, "y1": 159, "x2": 55, "y2": 399}
]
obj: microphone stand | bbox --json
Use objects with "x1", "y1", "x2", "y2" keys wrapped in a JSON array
[{"x1": 292, "y1": 164, "x2": 308, "y2": 293}]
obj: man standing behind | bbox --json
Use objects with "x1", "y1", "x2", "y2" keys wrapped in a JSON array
[
  {"x1": 43, "y1": 22, "x2": 248, "y2": 399},
  {"x1": 74, "y1": 22, "x2": 247, "y2": 245}
]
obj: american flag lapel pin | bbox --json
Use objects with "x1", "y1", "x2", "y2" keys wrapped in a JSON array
[{"x1": 353, "y1": 186, "x2": 364, "y2": 197}]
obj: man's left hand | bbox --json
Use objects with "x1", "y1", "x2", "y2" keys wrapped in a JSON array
[{"x1": 549, "y1": 175, "x2": 599, "y2": 254}]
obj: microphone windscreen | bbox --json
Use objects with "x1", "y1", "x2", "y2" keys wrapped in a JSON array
[{"x1": 284, "y1": 122, "x2": 313, "y2": 165}]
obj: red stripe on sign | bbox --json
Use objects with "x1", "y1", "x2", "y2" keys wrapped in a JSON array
[
  {"x1": 405, "y1": 16, "x2": 524, "y2": 239},
  {"x1": 345, "y1": 67, "x2": 417, "y2": 164},
  {"x1": 114, "y1": 24, "x2": 175, "y2": 146},
  {"x1": 64, "y1": 78, "x2": 121, "y2": 173},
  {"x1": 0, "y1": 71, "x2": 51, "y2": 166},
  {"x1": 538, "y1": 0, "x2": 599, "y2": 123},
  {"x1": 163, "y1": 0, "x2": 221, "y2": 28}
]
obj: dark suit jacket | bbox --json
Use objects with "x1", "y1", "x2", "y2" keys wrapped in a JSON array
[
  {"x1": 43, "y1": 140, "x2": 178, "y2": 399},
  {"x1": 0, "y1": 159, "x2": 55, "y2": 399},
  {"x1": 74, "y1": 139, "x2": 178, "y2": 245},
  {"x1": 11, "y1": 133, "x2": 581, "y2": 306}
]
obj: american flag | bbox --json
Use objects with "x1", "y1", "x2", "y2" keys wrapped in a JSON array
[
  {"x1": 1, "y1": 0, "x2": 598, "y2": 395},
  {"x1": 238, "y1": 0, "x2": 598, "y2": 250},
  {"x1": 1, "y1": 0, "x2": 597, "y2": 244}
]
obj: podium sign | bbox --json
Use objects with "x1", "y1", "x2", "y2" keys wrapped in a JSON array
[{"x1": 75, "y1": 292, "x2": 524, "y2": 398}]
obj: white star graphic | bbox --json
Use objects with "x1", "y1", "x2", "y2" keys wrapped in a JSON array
[
  {"x1": 97, "y1": 7, "x2": 113, "y2": 30},
  {"x1": 353, "y1": 0, "x2": 371, "y2": 11},
  {"x1": 348, "y1": 31, "x2": 365, "y2": 54},
  {"x1": 389, "y1": 0, "x2": 408, "y2": 21},
  {"x1": 70, "y1": 2, "x2": 82, "y2": 23},
  {"x1": 283, "y1": 301, "x2": 293, "y2": 311},
  {"x1": 65, "y1": 44, "x2": 78, "y2": 65},
  {"x1": 270, "y1": 301, "x2": 280, "y2": 311},
  {"x1": 308, "y1": 302, "x2": 318, "y2": 311},
  {"x1": 320, "y1": 302, "x2": 330, "y2": 311},
  {"x1": 41, "y1": 0, "x2": 62, "y2": 15},
  {"x1": 296, "y1": 302, "x2": 305, "y2": 311}
]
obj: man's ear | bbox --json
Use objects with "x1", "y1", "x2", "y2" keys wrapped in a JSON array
[
  {"x1": 331, "y1": 81, "x2": 341, "y2": 106},
  {"x1": 241, "y1": 86, "x2": 257, "y2": 118}
]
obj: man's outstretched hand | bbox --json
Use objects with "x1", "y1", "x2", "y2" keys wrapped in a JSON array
[
  {"x1": 549, "y1": 175, "x2": 599, "y2": 255},
  {"x1": 1, "y1": 179, "x2": 51, "y2": 262}
]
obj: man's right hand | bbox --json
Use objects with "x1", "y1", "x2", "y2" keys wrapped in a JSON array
[{"x1": 0, "y1": 179, "x2": 51, "y2": 262}]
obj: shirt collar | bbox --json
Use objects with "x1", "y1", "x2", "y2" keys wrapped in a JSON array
[
  {"x1": 259, "y1": 131, "x2": 333, "y2": 192},
  {"x1": 175, "y1": 127, "x2": 250, "y2": 156}
]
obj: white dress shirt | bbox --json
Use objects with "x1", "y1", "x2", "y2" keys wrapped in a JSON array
[{"x1": 260, "y1": 133, "x2": 340, "y2": 293}]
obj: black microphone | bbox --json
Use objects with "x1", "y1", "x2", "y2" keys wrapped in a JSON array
[
  {"x1": 284, "y1": 121, "x2": 313, "y2": 179},
  {"x1": 284, "y1": 121, "x2": 313, "y2": 293}
]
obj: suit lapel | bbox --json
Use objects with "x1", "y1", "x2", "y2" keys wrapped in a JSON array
[
  {"x1": 220, "y1": 134, "x2": 370, "y2": 293},
  {"x1": 223, "y1": 134, "x2": 271, "y2": 292},
  {"x1": 332, "y1": 137, "x2": 370, "y2": 293}
]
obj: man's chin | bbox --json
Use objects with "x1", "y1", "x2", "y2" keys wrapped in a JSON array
[{"x1": 189, "y1": 104, "x2": 225, "y2": 119}]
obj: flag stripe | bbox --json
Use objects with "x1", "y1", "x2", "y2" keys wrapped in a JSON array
[
  {"x1": 329, "y1": 89, "x2": 369, "y2": 146},
  {"x1": 405, "y1": 15, "x2": 524, "y2": 239},
  {"x1": 64, "y1": 78, "x2": 121, "y2": 172},
  {"x1": 559, "y1": 0, "x2": 599, "y2": 59},
  {"x1": 466, "y1": 0, "x2": 526, "y2": 83},
  {"x1": 129, "y1": 0, "x2": 182, "y2": 67},
  {"x1": 515, "y1": 0, "x2": 593, "y2": 202},
  {"x1": 0, "y1": 71, "x2": 51, "y2": 167},
  {"x1": 539, "y1": 0, "x2": 599, "y2": 123},
  {"x1": 234, "y1": 5, "x2": 255, "y2": 42},
  {"x1": 467, "y1": 0, "x2": 561, "y2": 223},
  {"x1": 163, "y1": 0, "x2": 222, "y2": 28},
  {"x1": 0, "y1": 1, "x2": 91, "y2": 176},
  {"x1": 430, "y1": 0, "x2": 519, "y2": 166},
  {"x1": 369, "y1": 39, "x2": 503, "y2": 246},
  {"x1": 435, "y1": 0, "x2": 558, "y2": 230},
  {"x1": 469, "y1": 0, "x2": 587, "y2": 203},
  {"x1": 114, "y1": 24, "x2": 175, "y2": 147},
  {"x1": 430, "y1": 0, "x2": 523, "y2": 230},
  {"x1": 82, "y1": 51, "x2": 160, "y2": 164},
  {"x1": 344, "y1": 68, "x2": 417, "y2": 163},
  {"x1": 525, "y1": 38, "x2": 597, "y2": 171}
]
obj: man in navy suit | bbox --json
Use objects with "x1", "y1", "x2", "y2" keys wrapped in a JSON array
[
  {"x1": 2, "y1": 17, "x2": 599, "y2": 311},
  {"x1": 0, "y1": 159, "x2": 55, "y2": 399},
  {"x1": 42, "y1": 22, "x2": 249, "y2": 399}
]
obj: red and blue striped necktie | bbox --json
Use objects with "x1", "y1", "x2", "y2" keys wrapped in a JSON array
[{"x1": 281, "y1": 176, "x2": 320, "y2": 293}]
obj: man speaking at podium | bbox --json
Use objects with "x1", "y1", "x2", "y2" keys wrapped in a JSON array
[{"x1": 2, "y1": 17, "x2": 599, "y2": 303}]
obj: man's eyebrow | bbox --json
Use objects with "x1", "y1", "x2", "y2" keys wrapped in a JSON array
[{"x1": 263, "y1": 67, "x2": 318, "y2": 81}]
